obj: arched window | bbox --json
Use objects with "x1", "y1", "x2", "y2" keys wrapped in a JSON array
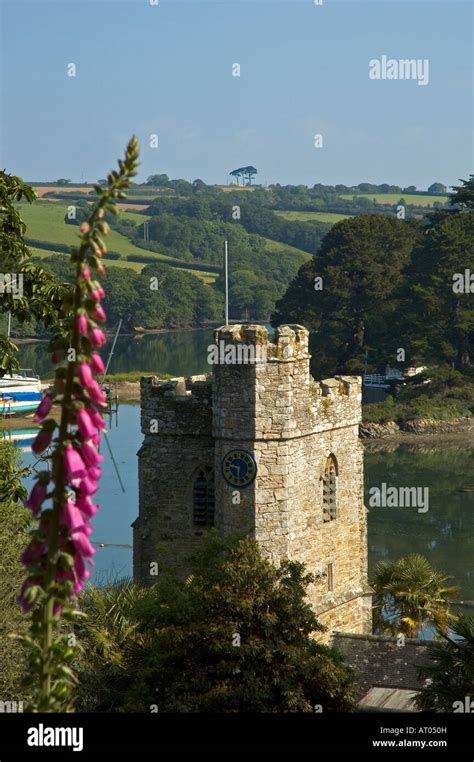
[
  {"x1": 322, "y1": 455, "x2": 338, "y2": 522},
  {"x1": 193, "y1": 466, "x2": 215, "y2": 527}
]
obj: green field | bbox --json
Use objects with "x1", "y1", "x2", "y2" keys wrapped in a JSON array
[
  {"x1": 116, "y1": 209, "x2": 152, "y2": 223},
  {"x1": 21, "y1": 200, "x2": 312, "y2": 286},
  {"x1": 18, "y1": 202, "x2": 173, "y2": 261},
  {"x1": 275, "y1": 210, "x2": 351, "y2": 223},
  {"x1": 30, "y1": 248, "x2": 147, "y2": 272},
  {"x1": 263, "y1": 238, "x2": 311, "y2": 260},
  {"x1": 339, "y1": 193, "x2": 448, "y2": 207},
  {"x1": 179, "y1": 268, "x2": 219, "y2": 285}
]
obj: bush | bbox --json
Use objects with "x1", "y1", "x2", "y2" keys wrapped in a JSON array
[
  {"x1": 74, "y1": 535, "x2": 356, "y2": 712},
  {"x1": 363, "y1": 367, "x2": 474, "y2": 422},
  {"x1": 0, "y1": 442, "x2": 32, "y2": 701}
]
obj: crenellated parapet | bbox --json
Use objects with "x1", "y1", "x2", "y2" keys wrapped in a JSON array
[
  {"x1": 139, "y1": 326, "x2": 362, "y2": 441},
  {"x1": 140, "y1": 374, "x2": 212, "y2": 437},
  {"x1": 210, "y1": 324, "x2": 361, "y2": 440}
]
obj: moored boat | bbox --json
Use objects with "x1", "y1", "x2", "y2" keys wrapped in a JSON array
[
  {"x1": 0, "y1": 369, "x2": 42, "y2": 416},
  {"x1": 0, "y1": 427, "x2": 39, "y2": 452}
]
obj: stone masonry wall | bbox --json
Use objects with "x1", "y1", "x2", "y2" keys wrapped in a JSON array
[
  {"x1": 135, "y1": 324, "x2": 372, "y2": 640},
  {"x1": 134, "y1": 375, "x2": 213, "y2": 582}
]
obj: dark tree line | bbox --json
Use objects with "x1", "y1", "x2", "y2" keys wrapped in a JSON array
[{"x1": 272, "y1": 178, "x2": 474, "y2": 377}]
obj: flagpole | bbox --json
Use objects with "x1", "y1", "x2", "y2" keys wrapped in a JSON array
[{"x1": 224, "y1": 239, "x2": 229, "y2": 326}]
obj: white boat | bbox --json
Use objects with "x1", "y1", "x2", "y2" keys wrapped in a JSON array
[
  {"x1": 0, "y1": 369, "x2": 41, "y2": 387},
  {"x1": 0, "y1": 427, "x2": 39, "y2": 452},
  {"x1": 0, "y1": 369, "x2": 43, "y2": 416}
]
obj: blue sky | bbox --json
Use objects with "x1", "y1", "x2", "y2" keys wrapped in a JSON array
[{"x1": 0, "y1": 0, "x2": 472, "y2": 188}]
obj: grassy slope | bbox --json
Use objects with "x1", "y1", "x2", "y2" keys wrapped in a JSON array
[
  {"x1": 339, "y1": 193, "x2": 448, "y2": 206},
  {"x1": 116, "y1": 210, "x2": 152, "y2": 223},
  {"x1": 30, "y1": 248, "x2": 146, "y2": 272},
  {"x1": 275, "y1": 210, "x2": 351, "y2": 223},
  {"x1": 21, "y1": 192, "x2": 325, "y2": 292},
  {"x1": 22, "y1": 201, "x2": 308, "y2": 284},
  {"x1": 18, "y1": 202, "x2": 174, "y2": 261},
  {"x1": 263, "y1": 237, "x2": 311, "y2": 259}
]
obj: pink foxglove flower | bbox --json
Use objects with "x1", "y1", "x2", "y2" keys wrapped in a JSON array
[
  {"x1": 87, "y1": 380, "x2": 106, "y2": 405},
  {"x1": 60, "y1": 500, "x2": 86, "y2": 533},
  {"x1": 77, "y1": 409, "x2": 97, "y2": 440},
  {"x1": 78, "y1": 361, "x2": 94, "y2": 387},
  {"x1": 93, "y1": 305, "x2": 106, "y2": 323},
  {"x1": 78, "y1": 474, "x2": 99, "y2": 496},
  {"x1": 87, "y1": 405, "x2": 106, "y2": 431},
  {"x1": 87, "y1": 466, "x2": 102, "y2": 481},
  {"x1": 25, "y1": 482, "x2": 46, "y2": 516},
  {"x1": 76, "y1": 314, "x2": 88, "y2": 336},
  {"x1": 90, "y1": 352, "x2": 105, "y2": 375},
  {"x1": 77, "y1": 494, "x2": 99, "y2": 518},
  {"x1": 64, "y1": 445, "x2": 86, "y2": 482},
  {"x1": 71, "y1": 529, "x2": 95, "y2": 559},
  {"x1": 90, "y1": 289, "x2": 102, "y2": 303},
  {"x1": 21, "y1": 540, "x2": 48, "y2": 566},
  {"x1": 18, "y1": 138, "x2": 139, "y2": 710},
  {"x1": 80, "y1": 441, "x2": 104, "y2": 468},
  {"x1": 90, "y1": 327, "x2": 106, "y2": 347},
  {"x1": 34, "y1": 395, "x2": 53, "y2": 422},
  {"x1": 32, "y1": 429, "x2": 53, "y2": 455}
]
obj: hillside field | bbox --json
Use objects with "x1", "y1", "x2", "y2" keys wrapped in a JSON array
[
  {"x1": 275, "y1": 211, "x2": 351, "y2": 223},
  {"x1": 18, "y1": 201, "x2": 174, "y2": 260},
  {"x1": 339, "y1": 193, "x2": 448, "y2": 207}
]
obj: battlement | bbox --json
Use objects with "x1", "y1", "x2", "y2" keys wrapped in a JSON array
[
  {"x1": 314, "y1": 376, "x2": 362, "y2": 399},
  {"x1": 141, "y1": 374, "x2": 211, "y2": 399},
  {"x1": 140, "y1": 325, "x2": 362, "y2": 440},
  {"x1": 140, "y1": 374, "x2": 212, "y2": 437},
  {"x1": 212, "y1": 323, "x2": 310, "y2": 363}
]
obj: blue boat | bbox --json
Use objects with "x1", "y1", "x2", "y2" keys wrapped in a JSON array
[{"x1": 0, "y1": 370, "x2": 43, "y2": 416}]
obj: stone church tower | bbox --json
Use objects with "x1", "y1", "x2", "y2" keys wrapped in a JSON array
[{"x1": 134, "y1": 324, "x2": 372, "y2": 639}]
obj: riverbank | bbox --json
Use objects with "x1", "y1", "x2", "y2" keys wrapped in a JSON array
[
  {"x1": 3, "y1": 385, "x2": 473, "y2": 445},
  {"x1": 11, "y1": 321, "x2": 249, "y2": 345},
  {"x1": 359, "y1": 417, "x2": 474, "y2": 440}
]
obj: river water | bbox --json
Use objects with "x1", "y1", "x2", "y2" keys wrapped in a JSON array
[{"x1": 12, "y1": 331, "x2": 474, "y2": 612}]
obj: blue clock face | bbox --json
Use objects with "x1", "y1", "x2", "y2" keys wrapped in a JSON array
[{"x1": 222, "y1": 449, "x2": 257, "y2": 489}]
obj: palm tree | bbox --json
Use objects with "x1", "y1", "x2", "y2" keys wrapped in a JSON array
[
  {"x1": 416, "y1": 614, "x2": 474, "y2": 711},
  {"x1": 74, "y1": 578, "x2": 154, "y2": 711},
  {"x1": 371, "y1": 554, "x2": 459, "y2": 637}
]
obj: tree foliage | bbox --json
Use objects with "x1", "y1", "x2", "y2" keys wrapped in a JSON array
[
  {"x1": 0, "y1": 171, "x2": 71, "y2": 374},
  {"x1": 272, "y1": 215, "x2": 419, "y2": 376},
  {"x1": 415, "y1": 614, "x2": 474, "y2": 712},
  {"x1": 371, "y1": 554, "x2": 459, "y2": 638},
  {"x1": 75, "y1": 536, "x2": 356, "y2": 712}
]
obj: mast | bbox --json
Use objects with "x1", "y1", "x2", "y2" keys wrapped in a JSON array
[{"x1": 224, "y1": 240, "x2": 229, "y2": 326}]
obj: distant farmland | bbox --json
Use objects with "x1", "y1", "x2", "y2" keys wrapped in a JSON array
[
  {"x1": 339, "y1": 193, "x2": 448, "y2": 207},
  {"x1": 18, "y1": 202, "x2": 218, "y2": 285},
  {"x1": 275, "y1": 211, "x2": 351, "y2": 223},
  {"x1": 18, "y1": 201, "x2": 174, "y2": 261}
]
